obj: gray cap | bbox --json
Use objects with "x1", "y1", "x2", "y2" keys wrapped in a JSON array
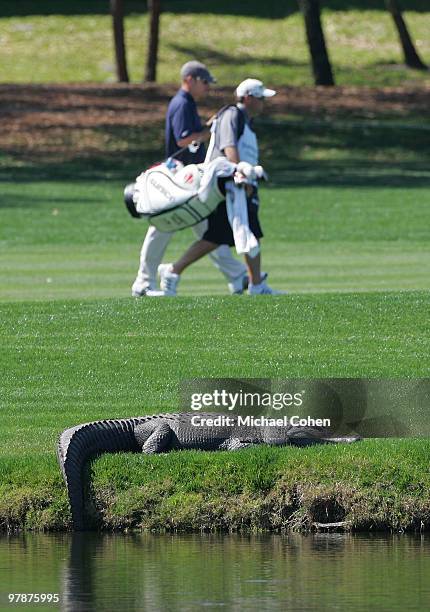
[{"x1": 180, "y1": 61, "x2": 216, "y2": 83}]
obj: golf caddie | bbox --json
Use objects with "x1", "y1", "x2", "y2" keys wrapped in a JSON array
[
  {"x1": 157, "y1": 78, "x2": 284, "y2": 296},
  {"x1": 131, "y1": 61, "x2": 248, "y2": 297}
]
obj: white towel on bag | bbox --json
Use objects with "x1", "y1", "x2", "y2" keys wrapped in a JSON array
[{"x1": 225, "y1": 181, "x2": 260, "y2": 258}]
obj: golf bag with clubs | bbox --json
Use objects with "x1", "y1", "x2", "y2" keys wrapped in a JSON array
[{"x1": 124, "y1": 157, "x2": 267, "y2": 233}]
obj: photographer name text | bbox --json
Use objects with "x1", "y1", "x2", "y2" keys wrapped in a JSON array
[{"x1": 190, "y1": 415, "x2": 331, "y2": 428}]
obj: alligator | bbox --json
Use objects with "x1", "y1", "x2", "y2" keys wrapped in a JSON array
[{"x1": 57, "y1": 412, "x2": 361, "y2": 530}]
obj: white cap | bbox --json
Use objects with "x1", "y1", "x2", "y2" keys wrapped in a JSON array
[{"x1": 236, "y1": 78, "x2": 276, "y2": 99}]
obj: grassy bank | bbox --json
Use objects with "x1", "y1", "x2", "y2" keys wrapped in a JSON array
[
  {"x1": 0, "y1": 3, "x2": 430, "y2": 86},
  {"x1": 3, "y1": 433, "x2": 430, "y2": 533}
]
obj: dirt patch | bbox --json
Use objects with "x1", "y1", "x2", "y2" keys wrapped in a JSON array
[
  {"x1": 309, "y1": 496, "x2": 346, "y2": 524},
  {"x1": 1, "y1": 83, "x2": 429, "y2": 161}
]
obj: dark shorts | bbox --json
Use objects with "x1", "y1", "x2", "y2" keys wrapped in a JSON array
[{"x1": 203, "y1": 190, "x2": 263, "y2": 247}]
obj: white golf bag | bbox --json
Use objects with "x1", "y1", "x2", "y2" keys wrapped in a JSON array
[
  {"x1": 126, "y1": 157, "x2": 237, "y2": 232},
  {"x1": 124, "y1": 157, "x2": 267, "y2": 255}
]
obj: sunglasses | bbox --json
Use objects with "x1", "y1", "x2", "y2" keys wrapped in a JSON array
[{"x1": 196, "y1": 77, "x2": 210, "y2": 85}]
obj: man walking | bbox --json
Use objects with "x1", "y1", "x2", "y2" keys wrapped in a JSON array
[
  {"x1": 131, "y1": 61, "x2": 248, "y2": 297},
  {"x1": 157, "y1": 78, "x2": 284, "y2": 296}
]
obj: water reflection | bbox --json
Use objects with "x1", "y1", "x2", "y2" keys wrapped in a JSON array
[{"x1": 1, "y1": 533, "x2": 430, "y2": 611}]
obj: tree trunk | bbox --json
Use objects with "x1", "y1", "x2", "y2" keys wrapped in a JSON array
[
  {"x1": 144, "y1": 0, "x2": 161, "y2": 82},
  {"x1": 298, "y1": 0, "x2": 334, "y2": 86},
  {"x1": 385, "y1": 0, "x2": 427, "y2": 70},
  {"x1": 110, "y1": 0, "x2": 129, "y2": 82}
]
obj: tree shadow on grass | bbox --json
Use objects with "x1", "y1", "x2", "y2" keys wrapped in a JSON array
[
  {"x1": 0, "y1": 192, "x2": 102, "y2": 210},
  {"x1": 0, "y1": 84, "x2": 171, "y2": 116},
  {"x1": 1, "y1": 157, "x2": 429, "y2": 198},
  {"x1": 261, "y1": 118, "x2": 430, "y2": 187},
  {"x1": 168, "y1": 44, "x2": 308, "y2": 69},
  {"x1": 1, "y1": 107, "x2": 429, "y2": 196},
  {"x1": 266, "y1": 161, "x2": 430, "y2": 188},
  {"x1": 263, "y1": 118, "x2": 430, "y2": 154}
]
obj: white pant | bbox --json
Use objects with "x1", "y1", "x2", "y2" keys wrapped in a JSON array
[{"x1": 134, "y1": 220, "x2": 247, "y2": 290}]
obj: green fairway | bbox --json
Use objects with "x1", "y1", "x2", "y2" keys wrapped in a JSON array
[
  {"x1": 0, "y1": 2, "x2": 430, "y2": 87},
  {"x1": 2, "y1": 176, "x2": 430, "y2": 299}
]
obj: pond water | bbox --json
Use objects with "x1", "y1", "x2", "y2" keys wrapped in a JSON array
[{"x1": 1, "y1": 533, "x2": 430, "y2": 611}]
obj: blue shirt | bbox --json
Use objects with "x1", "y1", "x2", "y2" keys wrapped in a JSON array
[{"x1": 165, "y1": 89, "x2": 206, "y2": 164}]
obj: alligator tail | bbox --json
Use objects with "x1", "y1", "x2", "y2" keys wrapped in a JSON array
[{"x1": 57, "y1": 418, "x2": 143, "y2": 530}]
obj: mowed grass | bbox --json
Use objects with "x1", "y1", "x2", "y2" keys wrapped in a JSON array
[
  {"x1": 1, "y1": 293, "x2": 430, "y2": 531},
  {"x1": 1, "y1": 87, "x2": 430, "y2": 530},
  {"x1": 1, "y1": 292, "x2": 430, "y2": 443},
  {"x1": 0, "y1": 2, "x2": 430, "y2": 86},
  {"x1": 0, "y1": 183, "x2": 429, "y2": 300}
]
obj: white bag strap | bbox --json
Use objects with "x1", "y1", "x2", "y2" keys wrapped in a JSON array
[{"x1": 204, "y1": 118, "x2": 217, "y2": 164}]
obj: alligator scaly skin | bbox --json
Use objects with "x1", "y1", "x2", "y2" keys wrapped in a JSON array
[{"x1": 57, "y1": 412, "x2": 360, "y2": 530}]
